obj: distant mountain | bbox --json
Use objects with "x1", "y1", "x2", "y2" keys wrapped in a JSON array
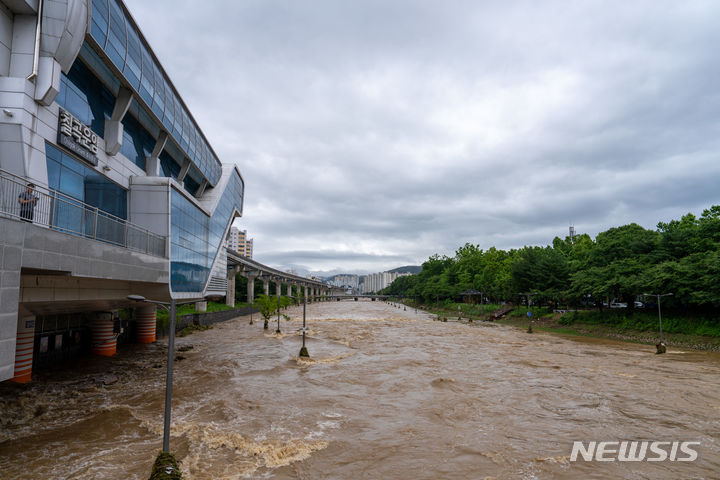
[{"x1": 387, "y1": 265, "x2": 421, "y2": 274}]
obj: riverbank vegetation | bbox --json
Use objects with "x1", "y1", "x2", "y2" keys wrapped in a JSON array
[
  {"x1": 383, "y1": 205, "x2": 720, "y2": 343},
  {"x1": 405, "y1": 299, "x2": 720, "y2": 350}
]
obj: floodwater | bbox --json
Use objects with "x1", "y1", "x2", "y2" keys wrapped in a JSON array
[{"x1": 1, "y1": 301, "x2": 719, "y2": 479}]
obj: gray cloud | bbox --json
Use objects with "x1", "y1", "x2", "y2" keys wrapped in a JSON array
[{"x1": 125, "y1": 0, "x2": 720, "y2": 273}]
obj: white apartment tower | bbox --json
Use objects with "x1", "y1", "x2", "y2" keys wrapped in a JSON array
[{"x1": 227, "y1": 227, "x2": 253, "y2": 258}]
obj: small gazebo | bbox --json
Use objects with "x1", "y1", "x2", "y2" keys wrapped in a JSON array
[{"x1": 460, "y1": 289, "x2": 483, "y2": 304}]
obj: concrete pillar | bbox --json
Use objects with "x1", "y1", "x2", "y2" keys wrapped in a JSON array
[
  {"x1": 177, "y1": 158, "x2": 191, "y2": 183},
  {"x1": 286, "y1": 283, "x2": 293, "y2": 297},
  {"x1": 226, "y1": 267, "x2": 236, "y2": 307},
  {"x1": 34, "y1": 56, "x2": 61, "y2": 106},
  {"x1": 11, "y1": 315, "x2": 36, "y2": 383},
  {"x1": 274, "y1": 281, "x2": 281, "y2": 298},
  {"x1": 146, "y1": 131, "x2": 168, "y2": 176},
  {"x1": 196, "y1": 179, "x2": 208, "y2": 197},
  {"x1": 135, "y1": 305, "x2": 157, "y2": 344},
  {"x1": 263, "y1": 278, "x2": 270, "y2": 296},
  {"x1": 304, "y1": 285, "x2": 309, "y2": 303},
  {"x1": 247, "y1": 275, "x2": 257, "y2": 303},
  {"x1": 104, "y1": 86, "x2": 133, "y2": 156},
  {"x1": 90, "y1": 313, "x2": 116, "y2": 357},
  {"x1": 195, "y1": 301, "x2": 207, "y2": 312}
]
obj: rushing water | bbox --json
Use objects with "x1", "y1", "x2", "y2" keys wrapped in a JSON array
[{"x1": 1, "y1": 301, "x2": 719, "y2": 479}]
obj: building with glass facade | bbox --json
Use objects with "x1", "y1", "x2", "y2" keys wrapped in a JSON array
[{"x1": 0, "y1": 0, "x2": 244, "y2": 382}]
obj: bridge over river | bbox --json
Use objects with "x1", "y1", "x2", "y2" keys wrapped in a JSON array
[{"x1": 225, "y1": 251, "x2": 341, "y2": 304}]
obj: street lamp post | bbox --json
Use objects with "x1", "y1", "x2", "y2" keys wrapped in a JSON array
[
  {"x1": 276, "y1": 282, "x2": 282, "y2": 334},
  {"x1": 127, "y1": 294, "x2": 197, "y2": 452},
  {"x1": 299, "y1": 294, "x2": 309, "y2": 357},
  {"x1": 644, "y1": 292, "x2": 673, "y2": 350}
]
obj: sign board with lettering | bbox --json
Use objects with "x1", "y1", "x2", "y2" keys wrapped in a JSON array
[{"x1": 57, "y1": 109, "x2": 99, "y2": 166}]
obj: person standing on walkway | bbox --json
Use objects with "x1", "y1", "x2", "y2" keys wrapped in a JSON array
[{"x1": 18, "y1": 183, "x2": 38, "y2": 222}]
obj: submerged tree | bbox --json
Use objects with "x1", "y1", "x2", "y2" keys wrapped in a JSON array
[{"x1": 254, "y1": 294, "x2": 278, "y2": 330}]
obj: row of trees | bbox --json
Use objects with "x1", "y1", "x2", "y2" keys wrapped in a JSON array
[{"x1": 382, "y1": 206, "x2": 720, "y2": 311}]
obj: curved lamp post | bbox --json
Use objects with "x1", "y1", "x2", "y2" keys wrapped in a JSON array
[
  {"x1": 128, "y1": 294, "x2": 198, "y2": 452},
  {"x1": 643, "y1": 292, "x2": 673, "y2": 344}
]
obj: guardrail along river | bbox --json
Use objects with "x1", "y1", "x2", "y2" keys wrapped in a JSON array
[{"x1": 1, "y1": 301, "x2": 719, "y2": 479}]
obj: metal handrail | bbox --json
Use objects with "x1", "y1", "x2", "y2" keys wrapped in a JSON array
[{"x1": 0, "y1": 168, "x2": 167, "y2": 258}]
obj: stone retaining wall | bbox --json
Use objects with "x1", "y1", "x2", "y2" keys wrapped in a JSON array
[{"x1": 156, "y1": 306, "x2": 259, "y2": 337}]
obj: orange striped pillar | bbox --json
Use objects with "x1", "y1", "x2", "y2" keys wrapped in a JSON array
[
  {"x1": 11, "y1": 316, "x2": 36, "y2": 383},
  {"x1": 91, "y1": 313, "x2": 117, "y2": 356},
  {"x1": 135, "y1": 305, "x2": 157, "y2": 344}
]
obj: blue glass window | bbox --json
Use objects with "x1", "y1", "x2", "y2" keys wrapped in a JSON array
[
  {"x1": 151, "y1": 63, "x2": 165, "y2": 119},
  {"x1": 139, "y1": 45, "x2": 155, "y2": 106},
  {"x1": 106, "y1": 0, "x2": 127, "y2": 70},
  {"x1": 184, "y1": 166, "x2": 202, "y2": 197},
  {"x1": 161, "y1": 97, "x2": 173, "y2": 133},
  {"x1": 170, "y1": 188, "x2": 210, "y2": 292},
  {"x1": 46, "y1": 143, "x2": 128, "y2": 237},
  {"x1": 123, "y1": 27, "x2": 142, "y2": 90},
  {"x1": 56, "y1": 60, "x2": 114, "y2": 138},
  {"x1": 90, "y1": 0, "x2": 109, "y2": 47},
  {"x1": 170, "y1": 171, "x2": 243, "y2": 293},
  {"x1": 88, "y1": 0, "x2": 223, "y2": 185},
  {"x1": 163, "y1": 93, "x2": 175, "y2": 133},
  {"x1": 159, "y1": 150, "x2": 181, "y2": 179},
  {"x1": 120, "y1": 113, "x2": 154, "y2": 170},
  {"x1": 46, "y1": 144, "x2": 127, "y2": 218}
]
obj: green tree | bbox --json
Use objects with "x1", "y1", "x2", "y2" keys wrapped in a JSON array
[
  {"x1": 254, "y1": 294, "x2": 278, "y2": 328},
  {"x1": 571, "y1": 223, "x2": 660, "y2": 309}
]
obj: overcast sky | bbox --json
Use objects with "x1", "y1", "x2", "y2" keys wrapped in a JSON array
[{"x1": 124, "y1": 0, "x2": 720, "y2": 276}]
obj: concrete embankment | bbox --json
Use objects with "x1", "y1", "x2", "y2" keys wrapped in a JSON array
[{"x1": 156, "y1": 306, "x2": 259, "y2": 338}]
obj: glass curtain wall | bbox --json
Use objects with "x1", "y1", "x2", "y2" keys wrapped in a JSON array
[
  {"x1": 55, "y1": 60, "x2": 114, "y2": 138},
  {"x1": 170, "y1": 173, "x2": 243, "y2": 293},
  {"x1": 89, "y1": 0, "x2": 222, "y2": 186},
  {"x1": 45, "y1": 144, "x2": 128, "y2": 240}
]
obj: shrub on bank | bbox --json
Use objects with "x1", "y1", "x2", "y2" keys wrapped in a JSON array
[{"x1": 557, "y1": 310, "x2": 720, "y2": 337}]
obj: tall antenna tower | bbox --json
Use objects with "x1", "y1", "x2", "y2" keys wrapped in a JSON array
[{"x1": 569, "y1": 224, "x2": 576, "y2": 244}]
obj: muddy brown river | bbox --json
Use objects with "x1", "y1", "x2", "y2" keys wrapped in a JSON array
[{"x1": 1, "y1": 301, "x2": 719, "y2": 479}]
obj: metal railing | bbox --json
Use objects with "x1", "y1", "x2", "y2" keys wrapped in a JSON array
[{"x1": 0, "y1": 168, "x2": 167, "y2": 257}]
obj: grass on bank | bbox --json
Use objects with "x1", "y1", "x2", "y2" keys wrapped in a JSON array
[
  {"x1": 556, "y1": 309, "x2": 720, "y2": 337},
  {"x1": 394, "y1": 299, "x2": 720, "y2": 350},
  {"x1": 151, "y1": 301, "x2": 251, "y2": 331}
]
